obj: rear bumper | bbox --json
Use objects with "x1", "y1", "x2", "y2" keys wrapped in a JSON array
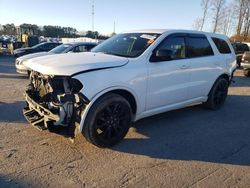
[{"x1": 241, "y1": 63, "x2": 250, "y2": 69}]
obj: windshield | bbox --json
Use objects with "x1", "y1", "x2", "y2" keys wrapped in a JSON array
[
  {"x1": 49, "y1": 44, "x2": 72, "y2": 54},
  {"x1": 91, "y1": 33, "x2": 161, "y2": 57}
]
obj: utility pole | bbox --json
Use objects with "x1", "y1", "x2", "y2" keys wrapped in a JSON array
[
  {"x1": 113, "y1": 21, "x2": 116, "y2": 34},
  {"x1": 92, "y1": 0, "x2": 95, "y2": 32}
]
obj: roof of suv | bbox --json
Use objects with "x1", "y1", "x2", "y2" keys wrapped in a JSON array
[
  {"x1": 64, "y1": 42, "x2": 97, "y2": 46},
  {"x1": 122, "y1": 29, "x2": 228, "y2": 39}
]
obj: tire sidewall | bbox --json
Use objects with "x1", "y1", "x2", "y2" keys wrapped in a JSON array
[
  {"x1": 83, "y1": 93, "x2": 132, "y2": 147},
  {"x1": 207, "y1": 78, "x2": 229, "y2": 110}
]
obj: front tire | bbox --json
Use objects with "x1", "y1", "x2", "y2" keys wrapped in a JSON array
[
  {"x1": 204, "y1": 78, "x2": 229, "y2": 110},
  {"x1": 82, "y1": 93, "x2": 132, "y2": 147}
]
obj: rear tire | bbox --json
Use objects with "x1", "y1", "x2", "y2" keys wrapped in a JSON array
[
  {"x1": 82, "y1": 93, "x2": 132, "y2": 147},
  {"x1": 204, "y1": 78, "x2": 229, "y2": 110}
]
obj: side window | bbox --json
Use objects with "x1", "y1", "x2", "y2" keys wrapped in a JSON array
[
  {"x1": 73, "y1": 46, "x2": 88, "y2": 53},
  {"x1": 48, "y1": 44, "x2": 56, "y2": 50},
  {"x1": 212, "y1": 37, "x2": 232, "y2": 54},
  {"x1": 42, "y1": 43, "x2": 55, "y2": 51},
  {"x1": 39, "y1": 44, "x2": 47, "y2": 50},
  {"x1": 52, "y1": 43, "x2": 59, "y2": 48},
  {"x1": 187, "y1": 37, "x2": 214, "y2": 58},
  {"x1": 242, "y1": 44, "x2": 250, "y2": 51},
  {"x1": 157, "y1": 37, "x2": 186, "y2": 60},
  {"x1": 85, "y1": 45, "x2": 96, "y2": 51}
]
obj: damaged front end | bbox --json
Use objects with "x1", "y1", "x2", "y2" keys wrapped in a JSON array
[{"x1": 23, "y1": 71, "x2": 88, "y2": 138}]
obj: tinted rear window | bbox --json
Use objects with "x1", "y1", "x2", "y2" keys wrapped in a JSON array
[
  {"x1": 187, "y1": 36, "x2": 214, "y2": 58},
  {"x1": 212, "y1": 38, "x2": 232, "y2": 54},
  {"x1": 238, "y1": 44, "x2": 249, "y2": 51}
]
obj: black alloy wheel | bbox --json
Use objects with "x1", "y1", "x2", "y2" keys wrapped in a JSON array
[
  {"x1": 83, "y1": 93, "x2": 132, "y2": 147},
  {"x1": 204, "y1": 78, "x2": 229, "y2": 110}
]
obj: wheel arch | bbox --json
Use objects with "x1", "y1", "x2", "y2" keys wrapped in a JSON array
[
  {"x1": 79, "y1": 87, "x2": 138, "y2": 132},
  {"x1": 107, "y1": 89, "x2": 137, "y2": 114},
  {"x1": 207, "y1": 73, "x2": 230, "y2": 96},
  {"x1": 218, "y1": 73, "x2": 230, "y2": 83}
]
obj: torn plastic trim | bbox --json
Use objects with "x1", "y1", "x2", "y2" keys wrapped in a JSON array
[
  {"x1": 24, "y1": 72, "x2": 90, "y2": 138},
  {"x1": 24, "y1": 91, "x2": 60, "y2": 122}
]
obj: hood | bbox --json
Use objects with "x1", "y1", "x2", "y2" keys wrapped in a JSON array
[
  {"x1": 24, "y1": 52, "x2": 129, "y2": 76},
  {"x1": 17, "y1": 52, "x2": 49, "y2": 63}
]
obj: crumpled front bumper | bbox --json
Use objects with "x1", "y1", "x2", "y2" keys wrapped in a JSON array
[{"x1": 23, "y1": 91, "x2": 60, "y2": 130}]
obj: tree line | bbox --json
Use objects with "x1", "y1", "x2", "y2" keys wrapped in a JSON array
[
  {"x1": 194, "y1": 0, "x2": 250, "y2": 41},
  {"x1": 0, "y1": 23, "x2": 109, "y2": 39}
]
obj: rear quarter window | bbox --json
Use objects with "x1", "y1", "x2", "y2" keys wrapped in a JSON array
[
  {"x1": 187, "y1": 36, "x2": 214, "y2": 58},
  {"x1": 212, "y1": 37, "x2": 232, "y2": 54},
  {"x1": 241, "y1": 44, "x2": 250, "y2": 51}
]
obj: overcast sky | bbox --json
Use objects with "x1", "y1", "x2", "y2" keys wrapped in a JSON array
[{"x1": 0, "y1": 0, "x2": 222, "y2": 35}]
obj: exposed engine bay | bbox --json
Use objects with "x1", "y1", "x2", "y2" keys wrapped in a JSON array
[{"x1": 23, "y1": 71, "x2": 88, "y2": 138}]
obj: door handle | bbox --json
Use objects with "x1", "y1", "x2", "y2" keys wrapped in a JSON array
[{"x1": 180, "y1": 65, "x2": 189, "y2": 69}]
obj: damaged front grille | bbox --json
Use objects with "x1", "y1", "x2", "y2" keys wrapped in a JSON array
[{"x1": 23, "y1": 71, "x2": 88, "y2": 138}]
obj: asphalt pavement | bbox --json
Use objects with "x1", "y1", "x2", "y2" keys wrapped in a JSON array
[{"x1": 0, "y1": 55, "x2": 250, "y2": 188}]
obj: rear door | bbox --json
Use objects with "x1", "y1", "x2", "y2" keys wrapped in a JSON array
[{"x1": 186, "y1": 34, "x2": 218, "y2": 99}]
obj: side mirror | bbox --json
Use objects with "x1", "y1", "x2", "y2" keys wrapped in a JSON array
[{"x1": 155, "y1": 49, "x2": 173, "y2": 61}]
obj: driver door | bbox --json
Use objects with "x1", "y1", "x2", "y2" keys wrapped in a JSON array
[{"x1": 146, "y1": 34, "x2": 191, "y2": 110}]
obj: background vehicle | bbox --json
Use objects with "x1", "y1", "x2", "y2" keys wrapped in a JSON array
[
  {"x1": 241, "y1": 52, "x2": 250, "y2": 77},
  {"x1": 23, "y1": 29, "x2": 237, "y2": 147},
  {"x1": 15, "y1": 42, "x2": 97, "y2": 75},
  {"x1": 232, "y1": 42, "x2": 250, "y2": 66},
  {"x1": 13, "y1": 42, "x2": 61, "y2": 57}
]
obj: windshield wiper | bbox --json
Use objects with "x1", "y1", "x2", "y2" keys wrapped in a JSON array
[
  {"x1": 97, "y1": 51, "x2": 132, "y2": 58},
  {"x1": 97, "y1": 51, "x2": 113, "y2": 55}
]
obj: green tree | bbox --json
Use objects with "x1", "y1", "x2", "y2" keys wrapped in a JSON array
[
  {"x1": 20, "y1": 23, "x2": 41, "y2": 35},
  {"x1": 3, "y1": 24, "x2": 16, "y2": 35}
]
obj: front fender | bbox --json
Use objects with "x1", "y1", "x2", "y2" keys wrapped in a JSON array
[{"x1": 78, "y1": 86, "x2": 139, "y2": 132}]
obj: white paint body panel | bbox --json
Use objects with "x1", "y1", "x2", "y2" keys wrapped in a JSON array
[
  {"x1": 25, "y1": 29, "x2": 237, "y2": 132},
  {"x1": 24, "y1": 52, "x2": 129, "y2": 76},
  {"x1": 15, "y1": 52, "x2": 49, "y2": 74}
]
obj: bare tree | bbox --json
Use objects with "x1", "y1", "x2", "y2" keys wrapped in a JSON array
[
  {"x1": 221, "y1": 4, "x2": 236, "y2": 36},
  {"x1": 200, "y1": 0, "x2": 211, "y2": 31},
  {"x1": 242, "y1": 0, "x2": 250, "y2": 37},
  {"x1": 2, "y1": 24, "x2": 16, "y2": 35},
  {"x1": 235, "y1": 0, "x2": 249, "y2": 34},
  {"x1": 211, "y1": 0, "x2": 226, "y2": 33},
  {"x1": 193, "y1": 18, "x2": 203, "y2": 30}
]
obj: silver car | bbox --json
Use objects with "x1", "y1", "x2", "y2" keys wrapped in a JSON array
[{"x1": 15, "y1": 42, "x2": 97, "y2": 75}]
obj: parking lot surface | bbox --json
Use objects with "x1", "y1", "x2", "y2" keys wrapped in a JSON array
[{"x1": 0, "y1": 56, "x2": 250, "y2": 188}]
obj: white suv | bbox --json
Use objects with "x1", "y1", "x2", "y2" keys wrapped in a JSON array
[{"x1": 23, "y1": 29, "x2": 237, "y2": 147}]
